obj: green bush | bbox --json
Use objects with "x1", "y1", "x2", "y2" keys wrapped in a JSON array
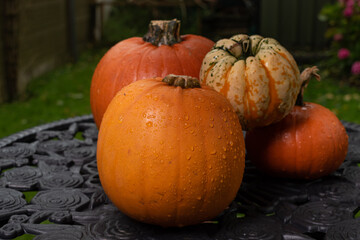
[{"x1": 319, "y1": 0, "x2": 360, "y2": 85}]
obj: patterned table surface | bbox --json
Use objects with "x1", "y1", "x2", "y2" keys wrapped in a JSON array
[{"x1": 0, "y1": 115, "x2": 359, "y2": 240}]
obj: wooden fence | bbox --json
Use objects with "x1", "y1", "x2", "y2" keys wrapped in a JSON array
[
  {"x1": 0, "y1": 0, "x2": 92, "y2": 103},
  {"x1": 259, "y1": 0, "x2": 334, "y2": 50}
]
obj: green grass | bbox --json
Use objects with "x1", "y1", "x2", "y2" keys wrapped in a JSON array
[
  {"x1": 301, "y1": 67, "x2": 360, "y2": 124},
  {"x1": 0, "y1": 48, "x2": 106, "y2": 139},
  {"x1": 0, "y1": 50, "x2": 359, "y2": 139}
]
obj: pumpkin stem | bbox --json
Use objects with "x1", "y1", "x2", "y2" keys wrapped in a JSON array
[
  {"x1": 296, "y1": 66, "x2": 321, "y2": 106},
  {"x1": 162, "y1": 74, "x2": 201, "y2": 89},
  {"x1": 143, "y1": 19, "x2": 181, "y2": 46}
]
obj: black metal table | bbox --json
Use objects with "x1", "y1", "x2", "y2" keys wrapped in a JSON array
[{"x1": 0, "y1": 115, "x2": 359, "y2": 240}]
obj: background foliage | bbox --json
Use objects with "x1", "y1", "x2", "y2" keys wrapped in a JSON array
[{"x1": 319, "y1": 0, "x2": 360, "y2": 86}]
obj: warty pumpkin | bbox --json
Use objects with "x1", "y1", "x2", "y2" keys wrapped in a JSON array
[
  {"x1": 200, "y1": 34, "x2": 301, "y2": 130},
  {"x1": 245, "y1": 67, "x2": 348, "y2": 179},
  {"x1": 90, "y1": 19, "x2": 214, "y2": 128},
  {"x1": 97, "y1": 75, "x2": 245, "y2": 227}
]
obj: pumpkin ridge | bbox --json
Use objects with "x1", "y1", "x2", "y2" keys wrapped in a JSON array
[
  {"x1": 327, "y1": 107, "x2": 339, "y2": 175},
  {"x1": 173, "y1": 46, "x2": 186, "y2": 78},
  {"x1": 197, "y1": 92, "x2": 209, "y2": 219},
  {"x1": 274, "y1": 50, "x2": 299, "y2": 77},
  {"x1": 135, "y1": 44, "x2": 155, "y2": 81},
  {"x1": 259, "y1": 60, "x2": 281, "y2": 125},
  {"x1": 202, "y1": 64, "x2": 215, "y2": 85}
]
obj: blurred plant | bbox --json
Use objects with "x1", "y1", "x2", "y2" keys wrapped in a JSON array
[{"x1": 319, "y1": 0, "x2": 360, "y2": 86}]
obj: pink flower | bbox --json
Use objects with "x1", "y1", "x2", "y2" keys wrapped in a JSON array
[
  {"x1": 338, "y1": 48, "x2": 350, "y2": 59},
  {"x1": 351, "y1": 61, "x2": 360, "y2": 75},
  {"x1": 343, "y1": 6, "x2": 353, "y2": 17},
  {"x1": 346, "y1": 0, "x2": 355, "y2": 7},
  {"x1": 333, "y1": 33, "x2": 343, "y2": 41}
]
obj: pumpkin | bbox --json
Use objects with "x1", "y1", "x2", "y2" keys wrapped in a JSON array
[
  {"x1": 245, "y1": 67, "x2": 348, "y2": 179},
  {"x1": 97, "y1": 75, "x2": 245, "y2": 227},
  {"x1": 200, "y1": 34, "x2": 302, "y2": 130},
  {"x1": 90, "y1": 19, "x2": 214, "y2": 128}
]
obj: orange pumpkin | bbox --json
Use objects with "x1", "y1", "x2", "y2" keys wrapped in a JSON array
[
  {"x1": 90, "y1": 19, "x2": 214, "y2": 128},
  {"x1": 245, "y1": 67, "x2": 348, "y2": 179},
  {"x1": 200, "y1": 34, "x2": 301, "y2": 130},
  {"x1": 97, "y1": 75, "x2": 245, "y2": 227}
]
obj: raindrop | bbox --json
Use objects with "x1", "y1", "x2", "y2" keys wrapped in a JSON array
[
  {"x1": 209, "y1": 123, "x2": 214, "y2": 128},
  {"x1": 186, "y1": 155, "x2": 192, "y2": 160},
  {"x1": 146, "y1": 121, "x2": 153, "y2": 127},
  {"x1": 210, "y1": 150, "x2": 217, "y2": 155}
]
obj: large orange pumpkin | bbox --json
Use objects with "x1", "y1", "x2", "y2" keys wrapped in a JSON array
[
  {"x1": 200, "y1": 34, "x2": 301, "y2": 130},
  {"x1": 245, "y1": 67, "x2": 348, "y2": 179},
  {"x1": 97, "y1": 75, "x2": 245, "y2": 227},
  {"x1": 90, "y1": 19, "x2": 214, "y2": 128}
]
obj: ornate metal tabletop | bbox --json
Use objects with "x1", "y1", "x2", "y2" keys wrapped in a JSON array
[{"x1": 0, "y1": 115, "x2": 359, "y2": 240}]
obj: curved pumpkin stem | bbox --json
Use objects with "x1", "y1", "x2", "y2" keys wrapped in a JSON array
[
  {"x1": 296, "y1": 66, "x2": 321, "y2": 106},
  {"x1": 143, "y1": 19, "x2": 181, "y2": 46},
  {"x1": 163, "y1": 74, "x2": 201, "y2": 89}
]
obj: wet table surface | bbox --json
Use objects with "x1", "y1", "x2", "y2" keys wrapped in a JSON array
[{"x1": 0, "y1": 115, "x2": 359, "y2": 240}]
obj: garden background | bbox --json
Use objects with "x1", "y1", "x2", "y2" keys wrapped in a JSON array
[{"x1": 0, "y1": 0, "x2": 359, "y2": 139}]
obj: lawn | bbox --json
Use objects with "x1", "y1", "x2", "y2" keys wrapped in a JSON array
[
  {"x1": 0, "y1": 48, "x2": 106, "y2": 139},
  {"x1": 0, "y1": 48, "x2": 359, "y2": 140}
]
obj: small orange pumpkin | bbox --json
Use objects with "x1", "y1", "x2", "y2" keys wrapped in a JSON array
[
  {"x1": 90, "y1": 19, "x2": 214, "y2": 128},
  {"x1": 97, "y1": 75, "x2": 245, "y2": 227},
  {"x1": 245, "y1": 67, "x2": 348, "y2": 179}
]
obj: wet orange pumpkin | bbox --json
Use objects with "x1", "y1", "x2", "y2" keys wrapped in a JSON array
[
  {"x1": 90, "y1": 19, "x2": 214, "y2": 128},
  {"x1": 245, "y1": 68, "x2": 348, "y2": 179},
  {"x1": 97, "y1": 75, "x2": 245, "y2": 227},
  {"x1": 200, "y1": 34, "x2": 301, "y2": 130}
]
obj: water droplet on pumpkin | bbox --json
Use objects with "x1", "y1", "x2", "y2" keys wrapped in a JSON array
[
  {"x1": 185, "y1": 115, "x2": 189, "y2": 120},
  {"x1": 229, "y1": 141, "x2": 234, "y2": 146},
  {"x1": 209, "y1": 123, "x2": 214, "y2": 128},
  {"x1": 222, "y1": 154, "x2": 226, "y2": 159},
  {"x1": 223, "y1": 147, "x2": 227, "y2": 152},
  {"x1": 118, "y1": 115, "x2": 124, "y2": 123},
  {"x1": 186, "y1": 155, "x2": 192, "y2": 160},
  {"x1": 146, "y1": 121, "x2": 153, "y2": 127},
  {"x1": 218, "y1": 135, "x2": 221, "y2": 139},
  {"x1": 223, "y1": 117, "x2": 227, "y2": 122},
  {"x1": 210, "y1": 150, "x2": 217, "y2": 155},
  {"x1": 197, "y1": 196, "x2": 202, "y2": 200},
  {"x1": 190, "y1": 146, "x2": 194, "y2": 151}
]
